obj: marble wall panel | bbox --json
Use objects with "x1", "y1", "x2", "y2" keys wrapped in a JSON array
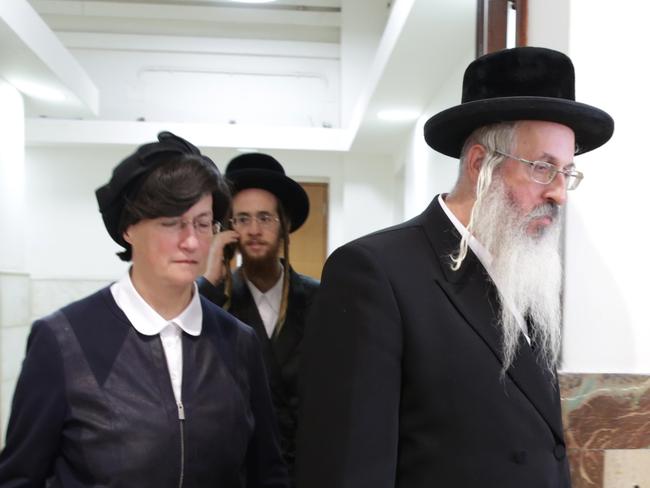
[
  {"x1": 0, "y1": 273, "x2": 30, "y2": 329},
  {"x1": 0, "y1": 272, "x2": 31, "y2": 445},
  {"x1": 0, "y1": 326, "x2": 29, "y2": 382},
  {"x1": 567, "y1": 448, "x2": 604, "y2": 488},
  {"x1": 1, "y1": 277, "x2": 110, "y2": 445},
  {"x1": 560, "y1": 373, "x2": 650, "y2": 488},
  {"x1": 1, "y1": 380, "x2": 15, "y2": 445}
]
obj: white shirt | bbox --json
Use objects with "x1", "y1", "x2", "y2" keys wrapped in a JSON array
[
  {"x1": 246, "y1": 267, "x2": 284, "y2": 338},
  {"x1": 438, "y1": 195, "x2": 530, "y2": 344},
  {"x1": 110, "y1": 273, "x2": 203, "y2": 404}
]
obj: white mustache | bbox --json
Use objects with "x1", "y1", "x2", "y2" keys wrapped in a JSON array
[{"x1": 528, "y1": 203, "x2": 559, "y2": 220}]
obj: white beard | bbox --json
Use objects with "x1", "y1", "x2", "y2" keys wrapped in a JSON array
[{"x1": 470, "y1": 176, "x2": 563, "y2": 375}]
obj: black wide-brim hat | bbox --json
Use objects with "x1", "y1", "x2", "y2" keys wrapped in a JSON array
[
  {"x1": 424, "y1": 46, "x2": 614, "y2": 158},
  {"x1": 226, "y1": 153, "x2": 309, "y2": 232},
  {"x1": 96, "y1": 131, "x2": 228, "y2": 250}
]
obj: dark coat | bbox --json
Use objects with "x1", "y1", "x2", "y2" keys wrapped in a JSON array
[
  {"x1": 295, "y1": 197, "x2": 571, "y2": 488},
  {"x1": 198, "y1": 266, "x2": 319, "y2": 476},
  {"x1": 0, "y1": 287, "x2": 288, "y2": 488}
]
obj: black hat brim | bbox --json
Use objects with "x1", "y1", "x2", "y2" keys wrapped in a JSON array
[
  {"x1": 424, "y1": 96, "x2": 614, "y2": 158},
  {"x1": 228, "y1": 169, "x2": 309, "y2": 232}
]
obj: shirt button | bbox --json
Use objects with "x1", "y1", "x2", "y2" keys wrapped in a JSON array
[{"x1": 553, "y1": 444, "x2": 566, "y2": 460}]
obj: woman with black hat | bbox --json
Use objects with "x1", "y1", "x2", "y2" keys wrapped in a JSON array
[{"x1": 0, "y1": 132, "x2": 288, "y2": 487}]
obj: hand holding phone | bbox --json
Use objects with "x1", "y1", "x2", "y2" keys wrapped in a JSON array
[{"x1": 203, "y1": 229, "x2": 239, "y2": 286}]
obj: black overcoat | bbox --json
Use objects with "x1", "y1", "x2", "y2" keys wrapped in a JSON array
[
  {"x1": 295, "y1": 197, "x2": 571, "y2": 488},
  {"x1": 199, "y1": 266, "x2": 319, "y2": 475}
]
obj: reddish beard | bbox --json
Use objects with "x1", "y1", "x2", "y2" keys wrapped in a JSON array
[{"x1": 239, "y1": 236, "x2": 282, "y2": 270}]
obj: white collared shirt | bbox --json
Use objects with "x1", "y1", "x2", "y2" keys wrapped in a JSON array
[
  {"x1": 110, "y1": 272, "x2": 203, "y2": 403},
  {"x1": 246, "y1": 267, "x2": 284, "y2": 338},
  {"x1": 438, "y1": 195, "x2": 530, "y2": 344}
]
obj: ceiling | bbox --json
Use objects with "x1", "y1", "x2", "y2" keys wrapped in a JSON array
[
  {"x1": 30, "y1": 0, "x2": 343, "y2": 42},
  {"x1": 2, "y1": 0, "x2": 476, "y2": 154}
]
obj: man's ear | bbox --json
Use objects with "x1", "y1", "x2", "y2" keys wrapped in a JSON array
[
  {"x1": 465, "y1": 144, "x2": 487, "y2": 185},
  {"x1": 123, "y1": 227, "x2": 132, "y2": 245}
]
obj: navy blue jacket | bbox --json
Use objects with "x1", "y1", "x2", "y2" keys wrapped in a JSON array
[{"x1": 0, "y1": 287, "x2": 288, "y2": 488}]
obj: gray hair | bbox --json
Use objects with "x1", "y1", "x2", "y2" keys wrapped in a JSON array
[{"x1": 450, "y1": 122, "x2": 519, "y2": 270}]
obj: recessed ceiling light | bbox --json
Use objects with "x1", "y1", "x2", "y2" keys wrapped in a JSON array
[
  {"x1": 229, "y1": 0, "x2": 277, "y2": 4},
  {"x1": 377, "y1": 109, "x2": 421, "y2": 122},
  {"x1": 236, "y1": 148, "x2": 260, "y2": 153}
]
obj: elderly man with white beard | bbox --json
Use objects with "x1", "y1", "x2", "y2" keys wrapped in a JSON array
[{"x1": 296, "y1": 47, "x2": 614, "y2": 488}]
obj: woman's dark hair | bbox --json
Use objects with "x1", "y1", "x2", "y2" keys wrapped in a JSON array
[{"x1": 116, "y1": 153, "x2": 230, "y2": 261}]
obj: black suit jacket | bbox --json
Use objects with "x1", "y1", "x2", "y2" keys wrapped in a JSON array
[
  {"x1": 199, "y1": 266, "x2": 319, "y2": 476},
  {"x1": 295, "y1": 197, "x2": 570, "y2": 488}
]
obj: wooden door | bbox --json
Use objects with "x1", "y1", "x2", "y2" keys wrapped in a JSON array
[{"x1": 289, "y1": 182, "x2": 328, "y2": 280}]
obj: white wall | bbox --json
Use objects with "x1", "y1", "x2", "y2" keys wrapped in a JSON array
[
  {"x1": 26, "y1": 145, "x2": 131, "y2": 280},
  {"x1": 340, "y1": 0, "x2": 389, "y2": 127},
  {"x1": 527, "y1": 0, "x2": 569, "y2": 54},
  {"x1": 527, "y1": 0, "x2": 649, "y2": 373},
  {"x1": 0, "y1": 80, "x2": 26, "y2": 272},
  {"x1": 399, "y1": 54, "x2": 473, "y2": 220},
  {"x1": 0, "y1": 79, "x2": 29, "y2": 443},
  {"x1": 562, "y1": 0, "x2": 650, "y2": 373},
  {"x1": 341, "y1": 152, "x2": 395, "y2": 242}
]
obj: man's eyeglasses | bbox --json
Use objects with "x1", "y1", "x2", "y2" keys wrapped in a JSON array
[
  {"x1": 157, "y1": 216, "x2": 218, "y2": 236},
  {"x1": 230, "y1": 212, "x2": 280, "y2": 230},
  {"x1": 494, "y1": 150, "x2": 584, "y2": 190}
]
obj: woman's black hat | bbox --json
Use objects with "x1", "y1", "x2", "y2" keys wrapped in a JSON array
[
  {"x1": 423, "y1": 46, "x2": 614, "y2": 158},
  {"x1": 225, "y1": 153, "x2": 309, "y2": 232},
  {"x1": 96, "y1": 131, "x2": 228, "y2": 250}
]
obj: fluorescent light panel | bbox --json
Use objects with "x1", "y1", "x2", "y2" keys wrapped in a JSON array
[
  {"x1": 377, "y1": 109, "x2": 420, "y2": 122},
  {"x1": 229, "y1": 0, "x2": 277, "y2": 4}
]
